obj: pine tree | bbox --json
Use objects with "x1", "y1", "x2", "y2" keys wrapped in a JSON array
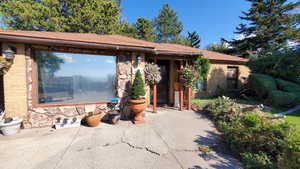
[
  {"x1": 0, "y1": 0, "x2": 121, "y2": 34},
  {"x1": 131, "y1": 70, "x2": 146, "y2": 100},
  {"x1": 154, "y1": 4, "x2": 183, "y2": 43},
  {"x1": 187, "y1": 31, "x2": 201, "y2": 48},
  {"x1": 134, "y1": 17, "x2": 155, "y2": 41},
  {"x1": 118, "y1": 20, "x2": 136, "y2": 38},
  {"x1": 206, "y1": 41, "x2": 234, "y2": 55},
  {"x1": 224, "y1": 0, "x2": 300, "y2": 58}
]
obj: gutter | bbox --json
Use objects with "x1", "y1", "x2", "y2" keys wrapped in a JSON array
[{"x1": 0, "y1": 34, "x2": 155, "y2": 53}]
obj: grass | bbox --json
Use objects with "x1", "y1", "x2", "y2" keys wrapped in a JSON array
[
  {"x1": 193, "y1": 97, "x2": 300, "y2": 130},
  {"x1": 192, "y1": 98, "x2": 216, "y2": 109},
  {"x1": 284, "y1": 110, "x2": 300, "y2": 130}
]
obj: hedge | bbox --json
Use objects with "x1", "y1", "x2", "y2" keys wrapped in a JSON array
[
  {"x1": 276, "y1": 79, "x2": 300, "y2": 93},
  {"x1": 248, "y1": 73, "x2": 277, "y2": 98},
  {"x1": 267, "y1": 90, "x2": 297, "y2": 107}
]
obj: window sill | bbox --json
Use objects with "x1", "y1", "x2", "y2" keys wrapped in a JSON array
[{"x1": 32, "y1": 101, "x2": 109, "y2": 108}]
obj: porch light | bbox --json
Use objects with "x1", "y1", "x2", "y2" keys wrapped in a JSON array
[
  {"x1": 3, "y1": 47, "x2": 16, "y2": 60},
  {"x1": 137, "y1": 56, "x2": 142, "y2": 65}
]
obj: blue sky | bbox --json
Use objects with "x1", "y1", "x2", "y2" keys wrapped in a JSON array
[
  {"x1": 121, "y1": 0, "x2": 251, "y2": 48},
  {"x1": 121, "y1": 0, "x2": 299, "y2": 48},
  {"x1": 53, "y1": 52, "x2": 116, "y2": 79}
]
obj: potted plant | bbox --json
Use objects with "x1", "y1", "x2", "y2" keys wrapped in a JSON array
[
  {"x1": 85, "y1": 108, "x2": 103, "y2": 127},
  {"x1": 129, "y1": 70, "x2": 146, "y2": 124},
  {"x1": 0, "y1": 111, "x2": 23, "y2": 136}
]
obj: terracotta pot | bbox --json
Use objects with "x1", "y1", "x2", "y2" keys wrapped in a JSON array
[
  {"x1": 86, "y1": 114, "x2": 101, "y2": 127},
  {"x1": 129, "y1": 99, "x2": 147, "y2": 124}
]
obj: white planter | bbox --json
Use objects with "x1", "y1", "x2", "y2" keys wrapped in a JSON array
[{"x1": 0, "y1": 118, "x2": 23, "y2": 136}]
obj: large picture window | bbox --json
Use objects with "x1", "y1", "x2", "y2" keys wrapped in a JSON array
[{"x1": 35, "y1": 51, "x2": 116, "y2": 104}]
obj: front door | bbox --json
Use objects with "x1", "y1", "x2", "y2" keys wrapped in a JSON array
[
  {"x1": 0, "y1": 75, "x2": 4, "y2": 111},
  {"x1": 157, "y1": 60, "x2": 170, "y2": 104}
]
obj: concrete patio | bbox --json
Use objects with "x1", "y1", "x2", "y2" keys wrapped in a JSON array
[{"x1": 0, "y1": 109, "x2": 242, "y2": 169}]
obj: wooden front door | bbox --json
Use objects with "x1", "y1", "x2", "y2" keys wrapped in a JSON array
[
  {"x1": 0, "y1": 75, "x2": 4, "y2": 111},
  {"x1": 157, "y1": 60, "x2": 170, "y2": 104}
]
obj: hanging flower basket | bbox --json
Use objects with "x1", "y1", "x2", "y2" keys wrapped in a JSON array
[
  {"x1": 178, "y1": 66, "x2": 197, "y2": 88},
  {"x1": 144, "y1": 63, "x2": 162, "y2": 86}
]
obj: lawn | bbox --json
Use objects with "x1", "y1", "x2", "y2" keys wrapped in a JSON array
[
  {"x1": 284, "y1": 110, "x2": 300, "y2": 130},
  {"x1": 193, "y1": 98, "x2": 300, "y2": 130}
]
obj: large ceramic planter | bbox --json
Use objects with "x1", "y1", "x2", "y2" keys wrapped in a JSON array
[
  {"x1": 86, "y1": 114, "x2": 102, "y2": 127},
  {"x1": 129, "y1": 99, "x2": 147, "y2": 124},
  {"x1": 0, "y1": 118, "x2": 23, "y2": 136}
]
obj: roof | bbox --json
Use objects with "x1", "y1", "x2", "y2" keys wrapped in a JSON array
[{"x1": 0, "y1": 30, "x2": 248, "y2": 63}]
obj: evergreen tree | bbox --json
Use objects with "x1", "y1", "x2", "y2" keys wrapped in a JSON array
[
  {"x1": 224, "y1": 0, "x2": 300, "y2": 58},
  {"x1": 134, "y1": 17, "x2": 155, "y2": 41},
  {"x1": 206, "y1": 41, "x2": 234, "y2": 55},
  {"x1": 173, "y1": 35, "x2": 190, "y2": 46},
  {"x1": 131, "y1": 70, "x2": 146, "y2": 100},
  {"x1": 187, "y1": 31, "x2": 201, "y2": 48},
  {"x1": 118, "y1": 20, "x2": 136, "y2": 38},
  {"x1": 0, "y1": 0, "x2": 121, "y2": 34},
  {"x1": 112, "y1": 0, "x2": 122, "y2": 7},
  {"x1": 154, "y1": 4, "x2": 183, "y2": 43}
]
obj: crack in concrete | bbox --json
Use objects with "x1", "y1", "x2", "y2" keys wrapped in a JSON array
[
  {"x1": 173, "y1": 148, "x2": 201, "y2": 152},
  {"x1": 120, "y1": 138, "x2": 161, "y2": 156},
  {"x1": 100, "y1": 122, "x2": 161, "y2": 156},
  {"x1": 149, "y1": 124, "x2": 185, "y2": 169},
  {"x1": 53, "y1": 127, "x2": 81, "y2": 169}
]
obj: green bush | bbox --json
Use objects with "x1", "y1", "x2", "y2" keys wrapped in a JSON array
[
  {"x1": 241, "y1": 113, "x2": 262, "y2": 128},
  {"x1": 131, "y1": 70, "x2": 146, "y2": 99},
  {"x1": 267, "y1": 90, "x2": 297, "y2": 107},
  {"x1": 247, "y1": 48, "x2": 300, "y2": 81},
  {"x1": 293, "y1": 78, "x2": 300, "y2": 86},
  {"x1": 275, "y1": 79, "x2": 300, "y2": 93},
  {"x1": 203, "y1": 96, "x2": 240, "y2": 122},
  {"x1": 248, "y1": 73, "x2": 277, "y2": 98},
  {"x1": 203, "y1": 96, "x2": 300, "y2": 169},
  {"x1": 277, "y1": 132, "x2": 300, "y2": 169},
  {"x1": 241, "y1": 152, "x2": 276, "y2": 169}
]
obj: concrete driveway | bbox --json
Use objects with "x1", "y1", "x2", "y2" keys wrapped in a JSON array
[{"x1": 0, "y1": 109, "x2": 242, "y2": 169}]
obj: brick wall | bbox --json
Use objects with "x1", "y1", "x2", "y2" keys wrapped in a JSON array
[
  {"x1": 2, "y1": 43, "x2": 28, "y2": 119},
  {"x1": 196, "y1": 63, "x2": 250, "y2": 97}
]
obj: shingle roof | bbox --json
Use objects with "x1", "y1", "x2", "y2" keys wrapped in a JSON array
[{"x1": 0, "y1": 30, "x2": 248, "y2": 63}]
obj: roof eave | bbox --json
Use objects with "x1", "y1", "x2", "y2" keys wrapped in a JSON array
[{"x1": 0, "y1": 34, "x2": 155, "y2": 53}]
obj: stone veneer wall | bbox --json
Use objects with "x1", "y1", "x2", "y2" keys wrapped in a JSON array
[{"x1": 24, "y1": 47, "x2": 134, "y2": 128}]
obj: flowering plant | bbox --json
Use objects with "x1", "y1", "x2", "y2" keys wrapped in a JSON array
[
  {"x1": 0, "y1": 58, "x2": 11, "y2": 75},
  {"x1": 178, "y1": 66, "x2": 196, "y2": 87},
  {"x1": 144, "y1": 63, "x2": 161, "y2": 85}
]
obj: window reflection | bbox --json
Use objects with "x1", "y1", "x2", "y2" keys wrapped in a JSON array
[{"x1": 36, "y1": 51, "x2": 116, "y2": 104}]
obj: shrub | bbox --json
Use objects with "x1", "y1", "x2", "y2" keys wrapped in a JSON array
[
  {"x1": 241, "y1": 113, "x2": 262, "y2": 128},
  {"x1": 248, "y1": 73, "x2": 277, "y2": 98},
  {"x1": 275, "y1": 79, "x2": 300, "y2": 93},
  {"x1": 267, "y1": 90, "x2": 297, "y2": 107},
  {"x1": 247, "y1": 48, "x2": 300, "y2": 81},
  {"x1": 131, "y1": 70, "x2": 146, "y2": 99},
  {"x1": 241, "y1": 152, "x2": 276, "y2": 169},
  {"x1": 204, "y1": 96, "x2": 240, "y2": 122},
  {"x1": 277, "y1": 132, "x2": 300, "y2": 169},
  {"x1": 202, "y1": 96, "x2": 300, "y2": 169}
]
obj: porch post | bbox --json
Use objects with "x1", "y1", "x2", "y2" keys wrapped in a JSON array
[
  {"x1": 153, "y1": 55, "x2": 157, "y2": 113},
  {"x1": 180, "y1": 61, "x2": 184, "y2": 111},
  {"x1": 187, "y1": 87, "x2": 191, "y2": 110}
]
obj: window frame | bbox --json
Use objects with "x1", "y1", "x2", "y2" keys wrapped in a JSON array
[
  {"x1": 226, "y1": 66, "x2": 239, "y2": 89},
  {"x1": 31, "y1": 48, "x2": 117, "y2": 108}
]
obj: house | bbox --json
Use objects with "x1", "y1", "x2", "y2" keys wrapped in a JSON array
[{"x1": 0, "y1": 30, "x2": 249, "y2": 128}]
